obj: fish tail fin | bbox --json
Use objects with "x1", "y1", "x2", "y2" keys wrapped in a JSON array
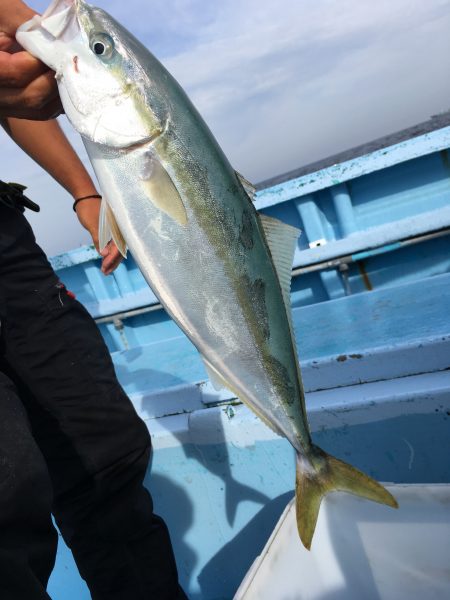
[{"x1": 295, "y1": 445, "x2": 398, "y2": 550}]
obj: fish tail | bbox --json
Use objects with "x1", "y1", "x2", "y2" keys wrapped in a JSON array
[{"x1": 295, "y1": 445, "x2": 398, "y2": 550}]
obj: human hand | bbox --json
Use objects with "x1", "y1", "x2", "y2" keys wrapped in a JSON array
[
  {"x1": 75, "y1": 197, "x2": 124, "y2": 275},
  {"x1": 0, "y1": 25, "x2": 62, "y2": 119}
]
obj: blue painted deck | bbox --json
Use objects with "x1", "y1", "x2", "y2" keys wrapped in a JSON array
[
  {"x1": 46, "y1": 121, "x2": 450, "y2": 599},
  {"x1": 97, "y1": 272, "x2": 450, "y2": 407}
]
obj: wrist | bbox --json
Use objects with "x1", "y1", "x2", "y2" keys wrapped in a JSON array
[
  {"x1": 73, "y1": 193, "x2": 102, "y2": 212},
  {"x1": 71, "y1": 187, "x2": 99, "y2": 200}
]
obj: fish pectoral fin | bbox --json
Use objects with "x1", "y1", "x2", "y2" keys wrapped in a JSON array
[
  {"x1": 259, "y1": 214, "x2": 301, "y2": 330},
  {"x1": 140, "y1": 152, "x2": 188, "y2": 226},
  {"x1": 98, "y1": 197, "x2": 110, "y2": 251},
  {"x1": 296, "y1": 446, "x2": 398, "y2": 550},
  {"x1": 235, "y1": 170, "x2": 256, "y2": 202},
  {"x1": 99, "y1": 198, "x2": 127, "y2": 257}
]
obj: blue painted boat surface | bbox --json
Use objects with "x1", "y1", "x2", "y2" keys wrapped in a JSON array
[{"x1": 46, "y1": 115, "x2": 450, "y2": 600}]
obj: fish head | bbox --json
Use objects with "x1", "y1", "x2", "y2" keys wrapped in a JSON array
[{"x1": 17, "y1": 0, "x2": 160, "y2": 148}]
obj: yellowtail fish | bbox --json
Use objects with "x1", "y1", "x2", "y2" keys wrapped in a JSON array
[{"x1": 17, "y1": 0, "x2": 397, "y2": 549}]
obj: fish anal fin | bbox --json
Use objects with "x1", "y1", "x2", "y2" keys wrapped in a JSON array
[
  {"x1": 202, "y1": 356, "x2": 229, "y2": 392},
  {"x1": 140, "y1": 152, "x2": 188, "y2": 225},
  {"x1": 202, "y1": 355, "x2": 284, "y2": 437},
  {"x1": 244, "y1": 400, "x2": 284, "y2": 436}
]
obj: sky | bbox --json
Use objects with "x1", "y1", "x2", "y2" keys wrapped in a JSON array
[{"x1": 2, "y1": 0, "x2": 450, "y2": 256}]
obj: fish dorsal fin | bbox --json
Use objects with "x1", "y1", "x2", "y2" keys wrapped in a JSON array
[
  {"x1": 99, "y1": 198, "x2": 127, "y2": 257},
  {"x1": 235, "y1": 171, "x2": 256, "y2": 202},
  {"x1": 140, "y1": 152, "x2": 188, "y2": 225},
  {"x1": 259, "y1": 214, "x2": 300, "y2": 327}
]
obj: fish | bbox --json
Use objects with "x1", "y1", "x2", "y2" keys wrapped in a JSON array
[{"x1": 17, "y1": 0, "x2": 398, "y2": 549}]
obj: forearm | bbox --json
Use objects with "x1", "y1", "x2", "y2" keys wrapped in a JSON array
[{"x1": 3, "y1": 117, "x2": 97, "y2": 198}]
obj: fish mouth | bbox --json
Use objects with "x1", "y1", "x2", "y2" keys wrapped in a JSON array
[
  {"x1": 17, "y1": 0, "x2": 82, "y2": 43},
  {"x1": 41, "y1": 0, "x2": 76, "y2": 20},
  {"x1": 16, "y1": 0, "x2": 88, "y2": 124}
]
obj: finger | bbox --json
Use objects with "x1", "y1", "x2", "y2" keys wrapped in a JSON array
[
  {"x1": 0, "y1": 71, "x2": 62, "y2": 120},
  {"x1": 46, "y1": 97, "x2": 65, "y2": 119},
  {"x1": 0, "y1": 69, "x2": 57, "y2": 105},
  {"x1": 0, "y1": 95, "x2": 63, "y2": 120},
  {"x1": 103, "y1": 254, "x2": 123, "y2": 275},
  {"x1": 0, "y1": 34, "x2": 17, "y2": 53},
  {"x1": 101, "y1": 252, "x2": 116, "y2": 275},
  {"x1": 101, "y1": 244, "x2": 123, "y2": 275},
  {"x1": 100, "y1": 244, "x2": 110, "y2": 257},
  {"x1": 1, "y1": 4, "x2": 36, "y2": 38},
  {"x1": 0, "y1": 50, "x2": 48, "y2": 87}
]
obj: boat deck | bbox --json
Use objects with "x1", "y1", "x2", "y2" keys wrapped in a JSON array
[{"x1": 46, "y1": 119, "x2": 450, "y2": 599}]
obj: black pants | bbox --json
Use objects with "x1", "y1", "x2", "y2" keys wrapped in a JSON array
[{"x1": 0, "y1": 205, "x2": 187, "y2": 600}]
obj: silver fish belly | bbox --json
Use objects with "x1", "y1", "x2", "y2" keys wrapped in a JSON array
[{"x1": 84, "y1": 130, "x2": 308, "y2": 452}]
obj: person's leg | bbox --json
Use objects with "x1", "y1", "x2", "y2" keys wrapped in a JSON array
[
  {"x1": 0, "y1": 206, "x2": 187, "y2": 599},
  {"x1": 0, "y1": 370, "x2": 57, "y2": 600}
]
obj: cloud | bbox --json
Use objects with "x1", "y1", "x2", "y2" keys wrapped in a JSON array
[
  {"x1": 155, "y1": 0, "x2": 450, "y2": 180},
  {"x1": 3, "y1": 0, "x2": 450, "y2": 255}
]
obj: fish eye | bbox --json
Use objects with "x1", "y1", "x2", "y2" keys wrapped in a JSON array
[{"x1": 89, "y1": 33, "x2": 115, "y2": 60}]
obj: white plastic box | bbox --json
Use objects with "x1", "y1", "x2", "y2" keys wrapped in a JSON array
[{"x1": 235, "y1": 484, "x2": 450, "y2": 600}]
